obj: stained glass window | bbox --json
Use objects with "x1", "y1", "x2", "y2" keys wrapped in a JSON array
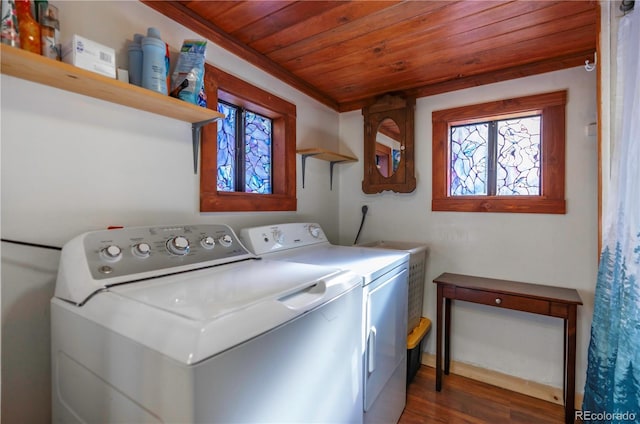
[
  {"x1": 202, "y1": 65, "x2": 296, "y2": 212},
  {"x1": 244, "y1": 111, "x2": 272, "y2": 194},
  {"x1": 450, "y1": 123, "x2": 489, "y2": 195},
  {"x1": 450, "y1": 116, "x2": 540, "y2": 197},
  {"x1": 432, "y1": 91, "x2": 566, "y2": 214},
  {"x1": 392, "y1": 149, "x2": 401, "y2": 171},
  {"x1": 217, "y1": 102, "x2": 237, "y2": 192},
  {"x1": 217, "y1": 101, "x2": 272, "y2": 194},
  {"x1": 496, "y1": 117, "x2": 540, "y2": 195}
]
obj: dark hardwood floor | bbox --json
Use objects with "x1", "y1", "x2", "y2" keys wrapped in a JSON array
[{"x1": 399, "y1": 366, "x2": 567, "y2": 424}]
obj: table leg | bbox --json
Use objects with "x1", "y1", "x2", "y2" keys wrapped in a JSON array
[
  {"x1": 565, "y1": 304, "x2": 577, "y2": 424},
  {"x1": 436, "y1": 284, "x2": 443, "y2": 391},
  {"x1": 444, "y1": 297, "x2": 451, "y2": 375},
  {"x1": 563, "y1": 316, "x2": 567, "y2": 403}
]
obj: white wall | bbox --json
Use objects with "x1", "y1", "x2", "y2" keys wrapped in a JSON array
[
  {"x1": 1, "y1": 244, "x2": 59, "y2": 423},
  {"x1": 338, "y1": 67, "x2": 598, "y2": 392},
  {"x1": 1, "y1": 2, "x2": 342, "y2": 422}
]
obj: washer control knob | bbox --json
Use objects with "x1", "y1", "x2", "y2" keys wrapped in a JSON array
[
  {"x1": 218, "y1": 234, "x2": 233, "y2": 247},
  {"x1": 167, "y1": 236, "x2": 190, "y2": 256},
  {"x1": 201, "y1": 236, "x2": 216, "y2": 249},
  {"x1": 133, "y1": 242, "x2": 151, "y2": 258},
  {"x1": 308, "y1": 224, "x2": 322, "y2": 238},
  {"x1": 103, "y1": 245, "x2": 122, "y2": 260}
]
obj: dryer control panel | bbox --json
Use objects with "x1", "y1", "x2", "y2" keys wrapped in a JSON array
[{"x1": 240, "y1": 223, "x2": 328, "y2": 256}]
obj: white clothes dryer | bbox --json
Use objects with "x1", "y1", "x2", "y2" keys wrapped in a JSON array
[
  {"x1": 51, "y1": 224, "x2": 363, "y2": 423},
  {"x1": 241, "y1": 222, "x2": 409, "y2": 424}
]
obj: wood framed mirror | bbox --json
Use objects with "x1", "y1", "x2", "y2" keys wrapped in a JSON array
[{"x1": 362, "y1": 94, "x2": 416, "y2": 193}]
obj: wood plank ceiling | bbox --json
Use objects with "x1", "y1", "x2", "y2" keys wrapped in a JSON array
[{"x1": 143, "y1": 1, "x2": 598, "y2": 112}]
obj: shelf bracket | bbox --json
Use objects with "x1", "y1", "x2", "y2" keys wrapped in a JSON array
[
  {"x1": 329, "y1": 160, "x2": 349, "y2": 190},
  {"x1": 300, "y1": 153, "x2": 349, "y2": 190},
  {"x1": 191, "y1": 117, "x2": 220, "y2": 174},
  {"x1": 300, "y1": 153, "x2": 318, "y2": 189}
]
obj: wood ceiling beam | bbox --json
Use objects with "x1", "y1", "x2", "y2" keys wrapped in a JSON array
[{"x1": 141, "y1": 1, "x2": 340, "y2": 111}]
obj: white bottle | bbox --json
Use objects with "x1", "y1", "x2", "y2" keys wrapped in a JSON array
[
  {"x1": 128, "y1": 33, "x2": 144, "y2": 86},
  {"x1": 141, "y1": 28, "x2": 167, "y2": 94}
]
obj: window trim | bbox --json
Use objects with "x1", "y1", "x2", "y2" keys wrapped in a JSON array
[
  {"x1": 200, "y1": 65, "x2": 296, "y2": 212},
  {"x1": 432, "y1": 90, "x2": 567, "y2": 214}
]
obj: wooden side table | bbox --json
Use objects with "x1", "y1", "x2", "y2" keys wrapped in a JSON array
[{"x1": 433, "y1": 272, "x2": 582, "y2": 424}]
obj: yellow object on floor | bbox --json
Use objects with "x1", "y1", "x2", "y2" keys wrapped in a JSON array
[{"x1": 407, "y1": 317, "x2": 431, "y2": 349}]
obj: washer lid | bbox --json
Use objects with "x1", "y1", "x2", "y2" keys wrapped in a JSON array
[
  {"x1": 79, "y1": 259, "x2": 361, "y2": 364},
  {"x1": 108, "y1": 259, "x2": 348, "y2": 321}
]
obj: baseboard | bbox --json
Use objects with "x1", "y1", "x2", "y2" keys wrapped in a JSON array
[{"x1": 421, "y1": 353, "x2": 583, "y2": 409}]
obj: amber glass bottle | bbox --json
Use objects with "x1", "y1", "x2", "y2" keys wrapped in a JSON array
[{"x1": 15, "y1": 0, "x2": 41, "y2": 54}]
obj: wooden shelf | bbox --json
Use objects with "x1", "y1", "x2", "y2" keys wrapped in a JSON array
[
  {"x1": 296, "y1": 148, "x2": 357, "y2": 190},
  {"x1": 296, "y1": 148, "x2": 357, "y2": 163},
  {"x1": 1, "y1": 45, "x2": 224, "y2": 173},
  {"x1": 0, "y1": 44, "x2": 223, "y2": 124}
]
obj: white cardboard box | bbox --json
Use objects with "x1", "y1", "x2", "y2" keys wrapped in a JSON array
[{"x1": 62, "y1": 35, "x2": 116, "y2": 79}]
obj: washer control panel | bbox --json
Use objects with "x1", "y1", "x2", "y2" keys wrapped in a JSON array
[{"x1": 83, "y1": 224, "x2": 252, "y2": 280}]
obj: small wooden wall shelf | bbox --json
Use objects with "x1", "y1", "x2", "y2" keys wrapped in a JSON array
[
  {"x1": 297, "y1": 148, "x2": 357, "y2": 190},
  {"x1": 0, "y1": 45, "x2": 223, "y2": 173}
]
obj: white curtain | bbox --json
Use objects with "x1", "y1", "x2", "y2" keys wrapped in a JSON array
[{"x1": 583, "y1": 4, "x2": 640, "y2": 422}]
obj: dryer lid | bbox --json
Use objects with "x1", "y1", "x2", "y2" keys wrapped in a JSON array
[
  {"x1": 258, "y1": 244, "x2": 409, "y2": 285},
  {"x1": 240, "y1": 223, "x2": 409, "y2": 284}
]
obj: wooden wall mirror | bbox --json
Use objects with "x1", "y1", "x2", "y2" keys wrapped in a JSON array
[{"x1": 362, "y1": 94, "x2": 416, "y2": 193}]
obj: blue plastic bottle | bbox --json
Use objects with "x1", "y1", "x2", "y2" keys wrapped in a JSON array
[
  {"x1": 141, "y1": 28, "x2": 167, "y2": 94},
  {"x1": 127, "y1": 33, "x2": 143, "y2": 86}
]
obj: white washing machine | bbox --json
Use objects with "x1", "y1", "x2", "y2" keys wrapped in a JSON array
[
  {"x1": 51, "y1": 224, "x2": 364, "y2": 423},
  {"x1": 241, "y1": 223, "x2": 409, "y2": 424}
]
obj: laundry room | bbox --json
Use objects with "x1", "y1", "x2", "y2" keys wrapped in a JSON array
[{"x1": 1, "y1": 1, "x2": 619, "y2": 423}]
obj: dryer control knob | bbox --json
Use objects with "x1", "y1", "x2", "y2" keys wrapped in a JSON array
[
  {"x1": 218, "y1": 234, "x2": 233, "y2": 247},
  {"x1": 201, "y1": 236, "x2": 216, "y2": 249},
  {"x1": 102, "y1": 245, "x2": 122, "y2": 260},
  {"x1": 167, "y1": 236, "x2": 190, "y2": 256},
  {"x1": 308, "y1": 224, "x2": 322, "y2": 238},
  {"x1": 272, "y1": 229, "x2": 285, "y2": 245}
]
